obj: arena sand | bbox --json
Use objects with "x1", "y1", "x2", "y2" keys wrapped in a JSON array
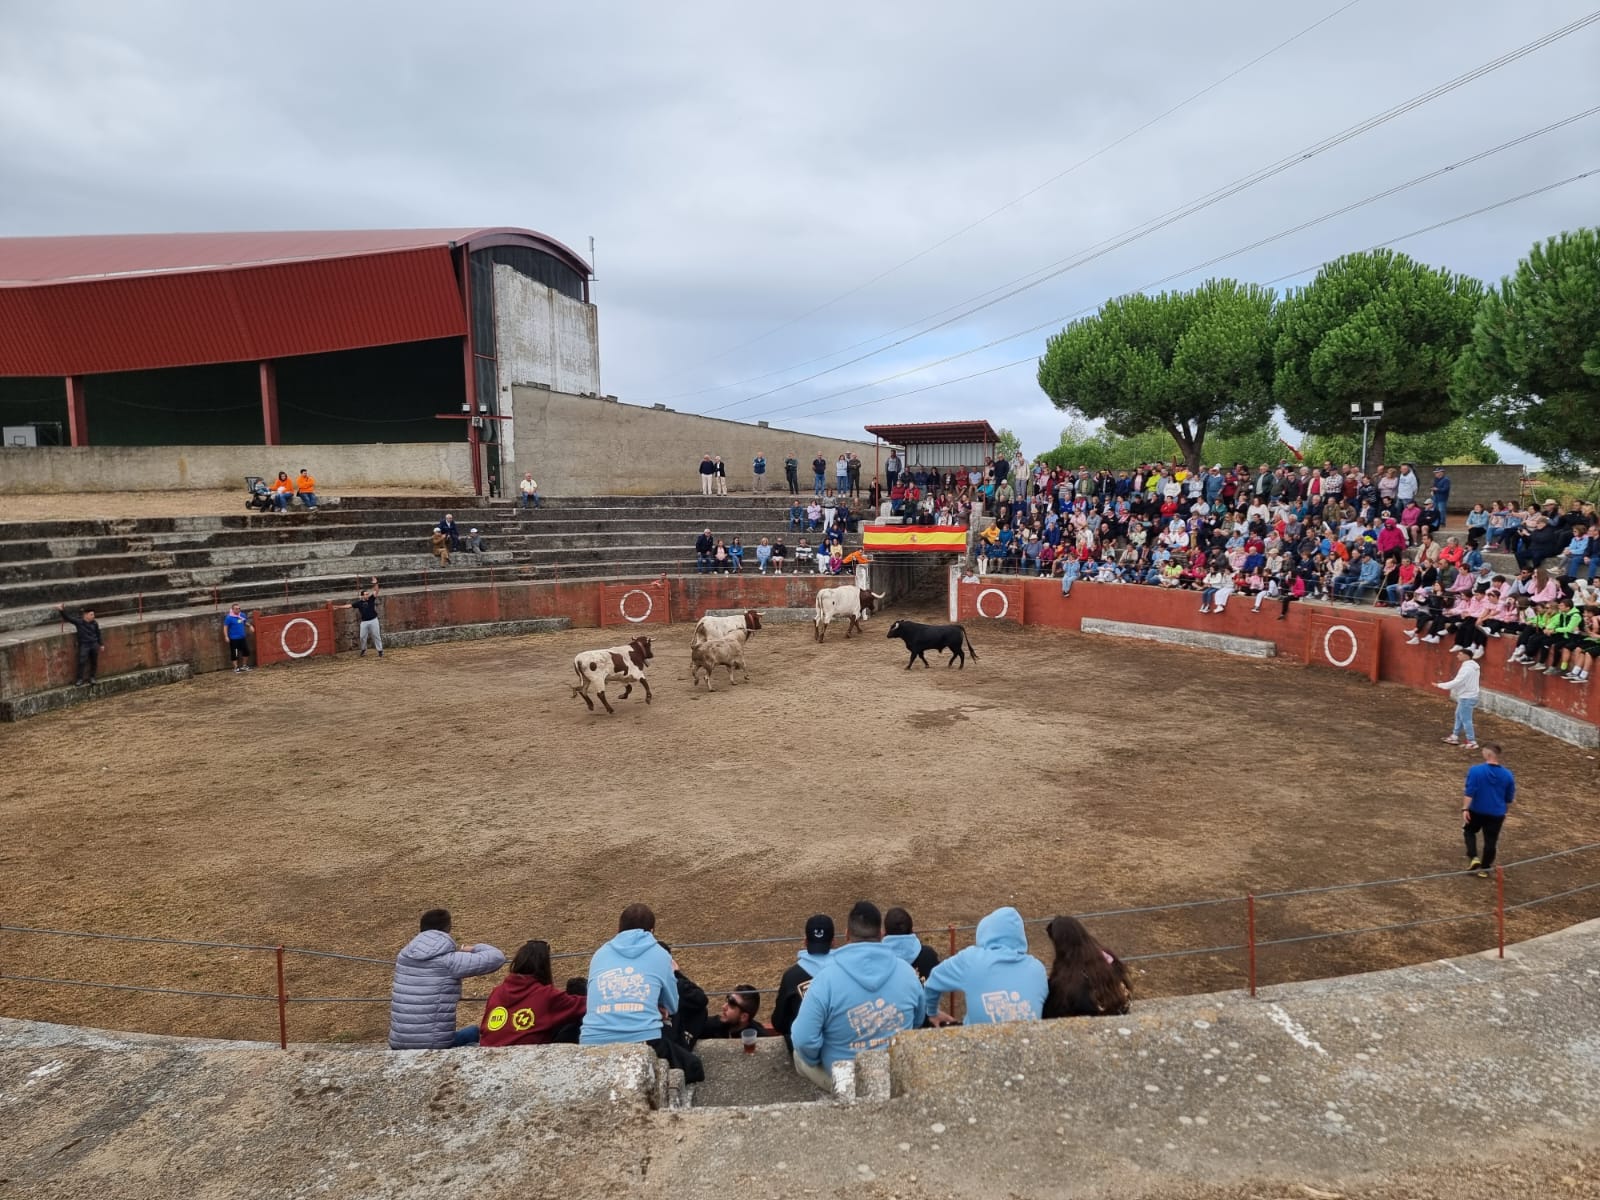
[{"x1": 2, "y1": 612, "x2": 1597, "y2": 1044}]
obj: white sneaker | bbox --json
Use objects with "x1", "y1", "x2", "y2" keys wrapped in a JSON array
[
  {"x1": 1405, "y1": 634, "x2": 1419, "y2": 644},
  {"x1": 1421, "y1": 634, "x2": 1441, "y2": 643}
]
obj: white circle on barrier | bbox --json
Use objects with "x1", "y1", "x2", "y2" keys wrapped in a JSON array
[
  {"x1": 280, "y1": 617, "x2": 319, "y2": 660},
  {"x1": 619, "y1": 589, "x2": 654, "y2": 624},
  {"x1": 975, "y1": 588, "x2": 1010, "y2": 620},
  {"x1": 1322, "y1": 624, "x2": 1358, "y2": 669}
]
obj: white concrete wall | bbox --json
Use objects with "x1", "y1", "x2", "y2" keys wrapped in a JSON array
[
  {"x1": 510, "y1": 386, "x2": 881, "y2": 495},
  {"x1": 492, "y1": 264, "x2": 601, "y2": 476},
  {"x1": 0, "y1": 443, "x2": 475, "y2": 494}
]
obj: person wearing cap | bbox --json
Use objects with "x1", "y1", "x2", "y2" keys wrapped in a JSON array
[
  {"x1": 922, "y1": 907, "x2": 1048, "y2": 1027},
  {"x1": 1435, "y1": 643, "x2": 1482, "y2": 748},
  {"x1": 698, "y1": 985, "x2": 771, "y2": 1040},
  {"x1": 772, "y1": 914, "x2": 834, "y2": 1053},
  {"x1": 1460, "y1": 742, "x2": 1515, "y2": 877},
  {"x1": 464, "y1": 527, "x2": 483, "y2": 554},
  {"x1": 790, "y1": 901, "x2": 926, "y2": 1090}
]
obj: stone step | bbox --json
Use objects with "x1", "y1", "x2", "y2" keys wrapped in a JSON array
[
  {"x1": 0, "y1": 663, "x2": 194, "y2": 721},
  {"x1": 382, "y1": 617, "x2": 573, "y2": 648}
]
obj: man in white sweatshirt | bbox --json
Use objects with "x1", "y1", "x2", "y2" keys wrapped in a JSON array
[{"x1": 1436, "y1": 644, "x2": 1482, "y2": 748}]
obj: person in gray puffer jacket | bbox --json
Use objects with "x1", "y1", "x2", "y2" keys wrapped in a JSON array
[{"x1": 388, "y1": 908, "x2": 506, "y2": 1049}]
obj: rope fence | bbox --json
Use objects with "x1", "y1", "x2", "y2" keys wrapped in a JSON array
[{"x1": 3, "y1": 840, "x2": 1596, "y2": 1049}]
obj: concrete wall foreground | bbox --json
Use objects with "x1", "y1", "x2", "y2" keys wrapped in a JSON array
[{"x1": 0, "y1": 443, "x2": 474, "y2": 495}]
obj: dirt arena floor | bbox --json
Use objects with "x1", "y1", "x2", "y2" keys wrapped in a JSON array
[{"x1": 3, "y1": 612, "x2": 1598, "y2": 1045}]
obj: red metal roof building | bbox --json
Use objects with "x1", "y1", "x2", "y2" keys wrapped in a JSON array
[
  {"x1": 864, "y1": 420, "x2": 1000, "y2": 473},
  {"x1": 0, "y1": 229, "x2": 593, "y2": 472}
]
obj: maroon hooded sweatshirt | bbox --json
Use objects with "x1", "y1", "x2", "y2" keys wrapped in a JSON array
[{"x1": 480, "y1": 975, "x2": 587, "y2": 1046}]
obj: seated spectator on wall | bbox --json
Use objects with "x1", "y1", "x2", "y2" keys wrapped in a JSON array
[
  {"x1": 713, "y1": 539, "x2": 733, "y2": 573},
  {"x1": 465, "y1": 527, "x2": 484, "y2": 554},
  {"x1": 770, "y1": 538, "x2": 788, "y2": 574},
  {"x1": 756, "y1": 537, "x2": 774, "y2": 573},
  {"x1": 729, "y1": 536, "x2": 745, "y2": 573},
  {"x1": 1041, "y1": 915, "x2": 1131, "y2": 1019},
  {"x1": 580, "y1": 903, "x2": 678, "y2": 1051},
  {"x1": 795, "y1": 538, "x2": 815, "y2": 569},
  {"x1": 773, "y1": 914, "x2": 834, "y2": 1054},
  {"x1": 695, "y1": 528, "x2": 715, "y2": 574},
  {"x1": 788, "y1": 501, "x2": 804, "y2": 531},
  {"x1": 480, "y1": 939, "x2": 587, "y2": 1046},
  {"x1": 923, "y1": 907, "x2": 1048, "y2": 1027},
  {"x1": 790, "y1": 901, "x2": 925, "y2": 1091},
  {"x1": 388, "y1": 908, "x2": 506, "y2": 1049},
  {"x1": 430, "y1": 526, "x2": 451, "y2": 565},
  {"x1": 438, "y1": 513, "x2": 461, "y2": 550},
  {"x1": 294, "y1": 468, "x2": 317, "y2": 510},
  {"x1": 698, "y1": 985, "x2": 771, "y2": 1040},
  {"x1": 519, "y1": 473, "x2": 542, "y2": 509},
  {"x1": 881, "y1": 906, "x2": 941, "y2": 982},
  {"x1": 270, "y1": 471, "x2": 295, "y2": 512}
]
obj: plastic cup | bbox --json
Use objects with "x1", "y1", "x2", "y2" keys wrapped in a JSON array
[{"x1": 741, "y1": 1028, "x2": 758, "y2": 1054}]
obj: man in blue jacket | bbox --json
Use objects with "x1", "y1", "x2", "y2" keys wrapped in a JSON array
[
  {"x1": 791, "y1": 901, "x2": 926, "y2": 1091},
  {"x1": 1462, "y1": 742, "x2": 1515, "y2": 877},
  {"x1": 923, "y1": 907, "x2": 1047, "y2": 1026},
  {"x1": 580, "y1": 903, "x2": 679, "y2": 1049},
  {"x1": 388, "y1": 908, "x2": 506, "y2": 1049}
]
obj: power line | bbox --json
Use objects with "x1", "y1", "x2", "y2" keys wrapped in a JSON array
[
  {"x1": 699, "y1": 9, "x2": 1600, "y2": 419},
  {"x1": 757, "y1": 149, "x2": 1600, "y2": 425},
  {"x1": 643, "y1": 0, "x2": 1366, "y2": 396}
]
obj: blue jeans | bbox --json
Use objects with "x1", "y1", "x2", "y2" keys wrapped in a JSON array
[
  {"x1": 451, "y1": 1025, "x2": 480, "y2": 1047},
  {"x1": 1060, "y1": 577, "x2": 1074, "y2": 596},
  {"x1": 521, "y1": 492, "x2": 541, "y2": 509},
  {"x1": 1453, "y1": 697, "x2": 1478, "y2": 742},
  {"x1": 696, "y1": 553, "x2": 711, "y2": 574},
  {"x1": 298, "y1": 491, "x2": 316, "y2": 509},
  {"x1": 814, "y1": 473, "x2": 825, "y2": 495},
  {"x1": 273, "y1": 492, "x2": 290, "y2": 511}
]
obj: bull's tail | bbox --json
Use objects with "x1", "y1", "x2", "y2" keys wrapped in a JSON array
[{"x1": 964, "y1": 630, "x2": 979, "y2": 661}]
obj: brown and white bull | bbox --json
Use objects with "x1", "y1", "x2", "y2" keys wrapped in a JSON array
[
  {"x1": 813, "y1": 585, "x2": 886, "y2": 642},
  {"x1": 690, "y1": 628, "x2": 752, "y2": 691},
  {"x1": 571, "y1": 635, "x2": 654, "y2": 714},
  {"x1": 692, "y1": 609, "x2": 763, "y2": 646}
]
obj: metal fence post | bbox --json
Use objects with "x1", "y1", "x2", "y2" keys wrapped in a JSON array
[
  {"x1": 946, "y1": 923, "x2": 957, "y2": 1016},
  {"x1": 1495, "y1": 866, "x2": 1506, "y2": 958},
  {"x1": 1246, "y1": 894, "x2": 1257, "y2": 997},
  {"x1": 275, "y1": 945, "x2": 288, "y2": 1050}
]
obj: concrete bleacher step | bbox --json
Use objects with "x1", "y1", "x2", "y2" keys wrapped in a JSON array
[
  {"x1": 688, "y1": 1039, "x2": 831, "y2": 1108},
  {"x1": 0, "y1": 664, "x2": 194, "y2": 721},
  {"x1": 1081, "y1": 617, "x2": 1278, "y2": 659},
  {"x1": 382, "y1": 617, "x2": 573, "y2": 648}
]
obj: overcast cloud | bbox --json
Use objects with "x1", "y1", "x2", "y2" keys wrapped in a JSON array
[{"x1": 2, "y1": 0, "x2": 1596, "y2": 462}]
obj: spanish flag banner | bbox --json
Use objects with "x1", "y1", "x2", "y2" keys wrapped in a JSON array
[{"x1": 862, "y1": 524, "x2": 969, "y2": 553}]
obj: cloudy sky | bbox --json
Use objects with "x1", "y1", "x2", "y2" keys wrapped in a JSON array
[{"x1": 3, "y1": 1, "x2": 1596, "y2": 460}]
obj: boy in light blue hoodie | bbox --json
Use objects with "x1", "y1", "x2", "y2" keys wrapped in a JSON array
[
  {"x1": 580, "y1": 903, "x2": 679, "y2": 1046},
  {"x1": 923, "y1": 906, "x2": 1047, "y2": 1025},
  {"x1": 791, "y1": 901, "x2": 926, "y2": 1090}
]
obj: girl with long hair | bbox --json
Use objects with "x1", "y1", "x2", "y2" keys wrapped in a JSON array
[{"x1": 1041, "y1": 915, "x2": 1132, "y2": 1019}]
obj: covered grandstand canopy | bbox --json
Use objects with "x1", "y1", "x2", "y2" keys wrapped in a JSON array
[{"x1": 863, "y1": 420, "x2": 1000, "y2": 470}]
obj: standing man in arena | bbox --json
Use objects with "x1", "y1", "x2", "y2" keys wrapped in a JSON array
[
  {"x1": 348, "y1": 578, "x2": 383, "y2": 657},
  {"x1": 783, "y1": 451, "x2": 799, "y2": 495},
  {"x1": 752, "y1": 450, "x2": 767, "y2": 493},
  {"x1": 1461, "y1": 742, "x2": 1515, "y2": 877},
  {"x1": 222, "y1": 603, "x2": 253, "y2": 673},
  {"x1": 57, "y1": 604, "x2": 103, "y2": 686}
]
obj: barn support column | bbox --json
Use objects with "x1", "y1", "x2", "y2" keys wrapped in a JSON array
[
  {"x1": 65, "y1": 375, "x2": 89, "y2": 446},
  {"x1": 258, "y1": 361, "x2": 280, "y2": 446}
]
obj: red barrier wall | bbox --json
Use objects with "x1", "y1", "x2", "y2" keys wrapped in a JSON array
[
  {"x1": 0, "y1": 575, "x2": 840, "y2": 700},
  {"x1": 253, "y1": 609, "x2": 336, "y2": 666},
  {"x1": 956, "y1": 576, "x2": 1600, "y2": 729},
  {"x1": 599, "y1": 579, "x2": 671, "y2": 629}
]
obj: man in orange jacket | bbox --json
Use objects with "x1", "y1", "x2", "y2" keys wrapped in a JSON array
[{"x1": 294, "y1": 468, "x2": 318, "y2": 510}]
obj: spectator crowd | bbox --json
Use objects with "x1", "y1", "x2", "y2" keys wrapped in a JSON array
[{"x1": 388, "y1": 900, "x2": 1131, "y2": 1091}]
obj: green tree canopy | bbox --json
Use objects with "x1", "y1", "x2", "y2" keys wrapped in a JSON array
[
  {"x1": 1271, "y1": 249, "x2": 1483, "y2": 469},
  {"x1": 1298, "y1": 414, "x2": 1500, "y2": 469},
  {"x1": 995, "y1": 427, "x2": 1022, "y2": 461},
  {"x1": 1037, "y1": 279, "x2": 1276, "y2": 474},
  {"x1": 1451, "y1": 227, "x2": 1600, "y2": 472},
  {"x1": 1040, "y1": 422, "x2": 1288, "y2": 471}
]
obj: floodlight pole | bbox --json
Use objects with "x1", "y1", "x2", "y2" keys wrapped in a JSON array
[{"x1": 1351, "y1": 401, "x2": 1384, "y2": 474}]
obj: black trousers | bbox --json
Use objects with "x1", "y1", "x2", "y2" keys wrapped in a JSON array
[
  {"x1": 76, "y1": 644, "x2": 98, "y2": 683},
  {"x1": 1464, "y1": 812, "x2": 1505, "y2": 867}
]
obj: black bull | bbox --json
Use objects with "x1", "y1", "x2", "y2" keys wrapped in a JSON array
[{"x1": 885, "y1": 620, "x2": 979, "y2": 669}]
